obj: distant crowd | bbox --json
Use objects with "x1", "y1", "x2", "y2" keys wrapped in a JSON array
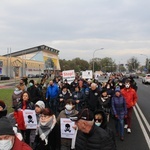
[{"x1": 0, "y1": 73, "x2": 138, "y2": 150}]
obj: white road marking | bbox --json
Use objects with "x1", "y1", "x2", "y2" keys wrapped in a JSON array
[{"x1": 134, "y1": 106, "x2": 150, "y2": 149}]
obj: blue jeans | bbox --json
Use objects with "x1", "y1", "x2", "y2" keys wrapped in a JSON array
[{"x1": 115, "y1": 118, "x2": 124, "y2": 137}]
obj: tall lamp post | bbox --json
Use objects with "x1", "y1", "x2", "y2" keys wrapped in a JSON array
[
  {"x1": 140, "y1": 54, "x2": 149, "y2": 73},
  {"x1": 93, "y1": 48, "x2": 104, "y2": 74}
]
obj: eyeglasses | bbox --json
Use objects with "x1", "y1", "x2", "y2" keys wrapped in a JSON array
[{"x1": 94, "y1": 119, "x2": 102, "y2": 122}]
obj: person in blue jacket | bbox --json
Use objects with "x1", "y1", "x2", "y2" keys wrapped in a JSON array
[{"x1": 46, "y1": 79, "x2": 59, "y2": 115}]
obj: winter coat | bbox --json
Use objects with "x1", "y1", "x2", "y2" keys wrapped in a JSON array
[
  {"x1": 85, "y1": 88, "x2": 101, "y2": 112},
  {"x1": 57, "y1": 109, "x2": 78, "y2": 148},
  {"x1": 46, "y1": 84, "x2": 59, "y2": 99},
  {"x1": 94, "y1": 110, "x2": 116, "y2": 148},
  {"x1": 121, "y1": 87, "x2": 138, "y2": 108},
  {"x1": 99, "y1": 96, "x2": 111, "y2": 113},
  {"x1": 12, "y1": 136, "x2": 32, "y2": 150},
  {"x1": 27, "y1": 85, "x2": 41, "y2": 104},
  {"x1": 58, "y1": 91, "x2": 71, "y2": 112},
  {"x1": 75, "y1": 124, "x2": 116, "y2": 150},
  {"x1": 14, "y1": 100, "x2": 34, "y2": 130},
  {"x1": 111, "y1": 94, "x2": 127, "y2": 119},
  {"x1": 33, "y1": 123, "x2": 60, "y2": 150},
  {"x1": 72, "y1": 91, "x2": 84, "y2": 110}
]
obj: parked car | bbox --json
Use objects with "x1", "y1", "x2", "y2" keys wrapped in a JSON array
[
  {"x1": 0, "y1": 75, "x2": 10, "y2": 80},
  {"x1": 28, "y1": 74, "x2": 36, "y2": 78},
  {"x1": 142, "y1": 74, "x2": 150, "y2": 84}
]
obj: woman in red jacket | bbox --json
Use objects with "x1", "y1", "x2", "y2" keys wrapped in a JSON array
[{"x1": 14, "y1": 91, "x2": 34, "y2": 145}]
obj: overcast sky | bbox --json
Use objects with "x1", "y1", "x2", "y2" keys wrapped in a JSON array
[{"x1": 0, "y1": 0, "x2": 150, "y2": 65}]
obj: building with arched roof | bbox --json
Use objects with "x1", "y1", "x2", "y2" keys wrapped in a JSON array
[{"x1": 1, "y1": 45, "x2": 61, "y2": 78}]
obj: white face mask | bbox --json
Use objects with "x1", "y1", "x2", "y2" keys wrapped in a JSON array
[
  {"x1": 29, "y1": 83, "x2": 33, "y2": 87},
  {"x1": 95, "y1": 122, "x2": 101, "y2": 127},
  {"x1": 15, "y1": 88, "x2": 19, "y2": 91},
  {"x1": 0, "y1": 140, "x2": 13, "y2": 150},
  {"x1": 125, "y1": 84, "x2": 130, "y2": 88},
  {"x1": 65, "y1": 104, "x2": 73, "y2": 111}
]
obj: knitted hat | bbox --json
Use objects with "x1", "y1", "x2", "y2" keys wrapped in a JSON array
[
  {"x1": 0, "y1": 100, "x2": 6, "y2": 109},
  {"x1": 115, "y1": 86, "x2": 121, "y2": 92},
  {"x1": 0, "y1": 117, "x2": 15, "y2": 135},
  {"x1": 35, "y1": 101, "x2": 45, "y2": 109}
]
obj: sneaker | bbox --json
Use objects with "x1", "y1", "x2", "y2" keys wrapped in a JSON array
[
  {"x1": 127, "y1": 128, "x2": 131, "y2": 133},
  {"x1": 124, "y1": 124, "x2": 128, "y2": 129}
]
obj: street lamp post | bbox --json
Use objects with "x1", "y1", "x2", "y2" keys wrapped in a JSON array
[
  {"x1": 140, "y1": 54, "x2": 149, "y2": 73},
  {"x1": 93, "y1": 48, "x2": 104, "y2": 74}
]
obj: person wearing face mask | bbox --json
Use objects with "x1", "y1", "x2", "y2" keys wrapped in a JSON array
[
  {"x1": 57, "y1": 99, "x2": 78, "y2": 150},
  {"x1": 27, "y1": 80, "x2": 42, "y2": 104},
  {"x1": 33, "y1": 108, "x2": 60, "y2": 150},
  {"x1": 121, "y1": 79, "x2": 138, "y2": 133},
  {"x1": 111, "y1": 87, "x2": 127, "y2": 141},
  {"x1": 0, "y1": 117, "x2": 32, "y2": 150},
  {"x1": 94, "y1": 109, "x2": 116, "y2": 147},
  {"x1": 12, "y1": 85, "x2": 23, "y2": 109},
  {"x1": 58, "y1": 86, "x2": 71, "y2": 113}
]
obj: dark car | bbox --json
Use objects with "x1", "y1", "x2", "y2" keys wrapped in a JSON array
[
  {"x1": 0, "y1": 75, "x2": 10, "y2": 80},
  {"x1": 28, "y1": 74, "x2": 36, "y2": 78}
]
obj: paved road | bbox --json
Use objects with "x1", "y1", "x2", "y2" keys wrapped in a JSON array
[{"x1": 108, "y1": 78, "x2": 150, "y2": 150}]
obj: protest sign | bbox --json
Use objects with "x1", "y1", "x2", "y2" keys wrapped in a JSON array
[
  {"x1": 60, "y1": 118, "x2": 75, "y2": 139},
  {"x1": 23, "y1": 109, "x2": 37, "y2": 129}
]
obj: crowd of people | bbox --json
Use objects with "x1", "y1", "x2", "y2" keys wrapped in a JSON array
[{"x1": 0, "y1": 72, "x2": 138, "y2": 150}]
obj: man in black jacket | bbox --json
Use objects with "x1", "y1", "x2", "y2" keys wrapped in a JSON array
[{"x1": 71, "y1": 108, "x2": 116, "y2": 150}]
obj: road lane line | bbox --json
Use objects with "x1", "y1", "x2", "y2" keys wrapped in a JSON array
[
  {"x1": 134, "y1": 107, "x2": 150, "y2": 149},
  {"x1": 135, "y1": 104, "x2": 150, "y2": 132}
]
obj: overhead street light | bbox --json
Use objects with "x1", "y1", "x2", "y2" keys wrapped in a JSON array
[{"x1": 93, "y1": 48, "x2": 104, "y2": 75}]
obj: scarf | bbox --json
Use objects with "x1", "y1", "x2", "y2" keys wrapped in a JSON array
[{"x1": 36, "y1": 115, "x2": 56, "y2": 145}]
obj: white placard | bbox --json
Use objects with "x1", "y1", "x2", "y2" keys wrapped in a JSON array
[
  {"x1": 23, "y1": 109, "x2": 37, "y2": 129},
  {"x1": 60, "y1": 118, "x2": 75, "y2": 139},
  {"x1": 82, "y1": 70, "x2": 93, "y2": 79},
  {"x1": 62, "y1": 70, "x2": 75, "y2": 84}
]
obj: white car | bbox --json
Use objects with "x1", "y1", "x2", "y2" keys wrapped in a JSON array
[{"x1": 142, "y1": 74, "x2": 150, "y2": 84}]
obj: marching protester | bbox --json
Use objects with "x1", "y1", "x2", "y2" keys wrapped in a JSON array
[
  {"x1": 58, "y1": 86, "x2": 71, "y2": 113},
  {"x1": 85, "y1": 83, "x2": 101, "y2": 112},
  {"x1": 33, "y1": 108, "x2": 60, "y2": 150},
  {"x1": 72, "y1": 85, "x2": 84, "y2": 111},
  {"x1": 14, "y1": 91, "x2": 34, "y2": 145},
  {"x1": 46, "y1": 79, "x2": 59, "y2": 114},
  {"x1": 111, "y1": 87, "x2": 127, "y2": 141},
  {"x1": 121, "y1": 79, "x2": 138, "y2": 133},
  {"x1": 57, "y1": 99, "x2": 78, "y2": 150},
  {"x1": 12, "y1": 84, "x2": 23, "y2": 109},
  {"x1": 71, "y1": 108, "x2": 116, "y2": 150},
  {"x1": 19, "y1": 79, "x2": 27, "y2": 92},
  {"x1": 94, "y1": 109, "x2": 116, "y2": 147},
  {"x1": 99, "y1": 89, "x2": 111, "y2": 122},
  {"x1": 27, "y1": 79, "x2": 41, "y2": 104},
  {"x1": 0, "y1": 117, "x2": 32, "y2": 150}
]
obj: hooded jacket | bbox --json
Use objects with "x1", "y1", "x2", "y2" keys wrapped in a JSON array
[{"x1": 94, "y1": 110, "x2": 116, "y2": 148}]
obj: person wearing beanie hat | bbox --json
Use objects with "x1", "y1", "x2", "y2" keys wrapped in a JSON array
[
  {"x1": 112, "y1": 88, "x2": 127, "y2": 141},
  {"x1": 30, "y1": 100, "x2": 46, "y2": 148},
  {"x1": 0, "y1": 117, "x2": 32, "y2": 150},
  {"x1": 0, "y1": 100, "x2": 7, "y2": 118}
]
